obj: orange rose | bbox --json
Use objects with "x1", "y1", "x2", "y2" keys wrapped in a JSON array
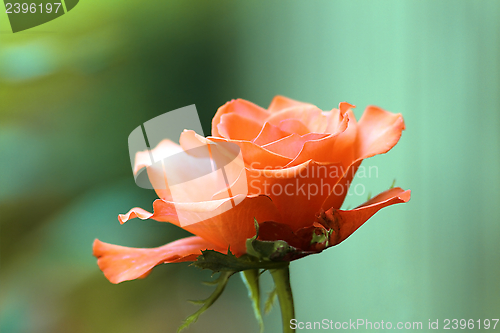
[{"x1": 93, "y1": 96, "x2": 410, "y2": 284}]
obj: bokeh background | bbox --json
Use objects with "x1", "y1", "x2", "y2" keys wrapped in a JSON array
[{"x1": 1, "y1": 1, "x2": 499, "y2": 332}]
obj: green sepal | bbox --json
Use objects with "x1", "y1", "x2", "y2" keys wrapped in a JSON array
[
  {"x1": 246, "y1": 218, "x2": 301, "y2": 261},
  {"x1": 240, "y1": 269, "x2": 264, "y2": 333},
  {"x1": 193, "y1": 248, "x2": 245, "y2": 272},
  {"x1": 180, "y1": 218, "x2": 306, "y2": 332},
  {"x1": 177, "y1": 271, "x2": 234, "y2": 333},
  {"x1": 310, "y1": 229, "x2": 327, "y2": 245},
  {"x1": 310, "y1": 228, "x2": 333, "y2": 248},
  {"x1": 193, "y1": 248, "x2": 287, "y2": 272}
]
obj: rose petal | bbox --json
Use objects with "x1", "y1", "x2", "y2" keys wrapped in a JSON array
[
  {"x1": 339, "y1": 102, "x2": 356, "y2": 115},
  {"x1": 268, "y1": 95, "x2": 315, "y2": 113},
  {"x1": 262, "y1": 133, "x2": 329, "y2": 159},
  {"x1": 246, "y1": 160, "x2": 344, "y2": 231},
  {"x1": 212, "y1": 99, "x2": 269, "y2": 137},
  {"x1": 266, "y1": 105, "x2": 328, "y2": 133},
  {"x1": 326, "y1": 187, "x2": 411, "y2": 245},
  {"x1": 141, "y1": 135, "x2": 244, "y2": 205},
  {"x1": 208, "y1": 136, "x2": 293, "y2": 169},
  {"x1": 181, "y1": 130, "x2": 292, "y2": 169},
  {"x1": 355, "y1": 105, "x2": 406, "y2": 160},
  {"x1": 321, "y1": 160, "x2": 362, "y2": 210},
  {"x1": 133, "y1": 139, "x2": 183, "y2": 175},
  {"x1": 119, "y1": 195, "x2": 283, "y2": 256},
  {"x1": 253, "y1": 122, "x2": 291, "y2": 146},
  {"x1": 286, "y1": 110, "x2": 351, "y2": 167},
  {"x1": 118, "y1": 207, "x2": 154, "y2": 224},
  {"x1": 288, "y1": 105, "x2": 404, "y2": 171},
  {"x1": 323, "y1": 102, "x2": 355, "y2": 134},
  {"x1": 217, "y1": 113, "x2": 263, "y2": 141},
  {"x1": 319, "y1": 106, "x2": 405, "y2": 209},
  {"x1": 93, "y1": 236, "x2": 224, "y2": 284},
  {"x1": 133, "y1": 139, "x2": 184, "y2": 200},
  {"x1": 134, "y1": 137, "x2": 244, "y2": 203},
  {"x1": 277, "y1": 119, "x2": 313, "y2": 136},
  {"x1": 211, "y1": 167, "x2": 248, "y2": 201},
  {"x1": 326, "y1": 110, "x2": 358, "y2": 168}
]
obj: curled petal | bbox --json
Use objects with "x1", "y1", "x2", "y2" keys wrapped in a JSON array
[
  {"x1": 212, "y1": 99, "x2": 269, "y2": 137},
  {"x1": 208, "y1": 136, "x2": 293, "y2": 168},
  {"x1": 289, "y1": 105, "x2": 404, "y2": 170},
  {"x1": 118, "y1": 207, "x2": 154, "y2": 224},
  {"x1": 181, "y1": 129, "x2": 292, "y2": 168},
  {"x1": 339, "y1": 102, "x2": 356, "y2": 115},
  {"x1": 277, "y1": 119, "x2": 311, "y2": 136},
  {"x1": 119, "y1": 195, "x2": 283, "y2": 256},
  {"x1": 93, "y1": 236, "x2": 225, "y2": 284},
  {"x1": 287, "y1": 110, "x2": 351, "y2": 167},
  {"x1": 327, "y1": 110, "x2": 358, "y2": 168},
  {"x1": 287, "y1": 105, "x2": 405, "y2": 213},
  {"x1": 267, "y1": 95, "x2": 314, "y2": 113},
  {"x1": 253, "y1": 122, "x2": 291, "y2": 146},
  {"x1": 323, "y1": 102, "x2": 355, "y2": 135},
  {"x1": 324, "y1": 187, "x2": 411, "y2": 245},
  {"x1": 266, "y1": 105, "x2": 327, "y2": 133},
  {"x1": 262, "y1": 133, "x2": 329, "y2": 159},
  {"x1": 217, "y1": 113, "x2": 263, "y2": 141},
  {"x1": 355, "y1": 105, "x2": 406, "y2": 160}
]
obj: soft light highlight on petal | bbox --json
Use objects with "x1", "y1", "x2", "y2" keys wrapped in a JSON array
[
  {"x1": 217, "y1": 113, "x2": 263, "y2": 141},
  {"x1": 266, "y1": 105, "x2": 327, "y2": 133},
  {"x1": 267, "y1": 95, "x2": 314, "y2": 113},
  {"x1": 212, "y1": 99, "x2": 269, "y2": 137}
]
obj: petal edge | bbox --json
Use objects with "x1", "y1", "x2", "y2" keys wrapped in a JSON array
[{"x1": 93, "y1": 236, "x2": 224, "y2": 284}]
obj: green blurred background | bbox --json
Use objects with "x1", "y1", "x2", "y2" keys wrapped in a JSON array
[{"x1": 1, "y1": 1, "x2": 499, "y2": 332}]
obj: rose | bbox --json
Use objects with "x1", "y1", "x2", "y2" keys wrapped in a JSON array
[{"x1": 93, "y1": 96, "x2": 410, "y2": 284}]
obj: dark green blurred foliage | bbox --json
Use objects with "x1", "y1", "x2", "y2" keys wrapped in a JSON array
[
  {"x1": 1, "y1": 1, "x2": 268, "y2": 332},
  {"x1": 1, "y1": 1, "x2": 500, "y2": 333}
]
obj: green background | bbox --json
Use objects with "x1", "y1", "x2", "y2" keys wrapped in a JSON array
[{"x1": 1, "y1": 1, "x2": 499, "y2": 332}]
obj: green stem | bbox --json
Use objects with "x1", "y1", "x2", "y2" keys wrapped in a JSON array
[
  {"x1": 240, "y1": 269, "x2": 264, "y2": 333},
  {"x1": 270, "y1": 264, "x2": 295, "y2": 333}
]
